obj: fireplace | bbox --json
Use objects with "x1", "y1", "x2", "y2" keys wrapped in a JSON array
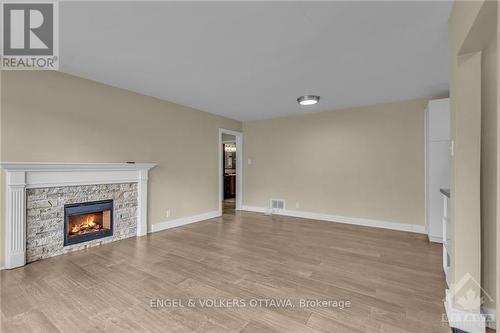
[{"x1": 64, "y1": 200, "x2": 113, "y2": 246}]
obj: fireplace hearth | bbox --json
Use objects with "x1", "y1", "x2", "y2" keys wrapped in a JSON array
[{"x1": 64, "y1": 200, "x2": 113, "y2": 246}]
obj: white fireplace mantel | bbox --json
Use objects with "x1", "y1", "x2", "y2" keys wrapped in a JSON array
[{"x1": 0, "y1": 162, "x2": 157, "y2": 269}]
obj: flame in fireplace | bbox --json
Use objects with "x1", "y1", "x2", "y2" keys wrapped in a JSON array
[{"x1": 70, "y1": 214, "x2": 102, "y2": 235}]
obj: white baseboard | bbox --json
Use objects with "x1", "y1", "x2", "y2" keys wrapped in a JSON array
[
  {"x1": 445, "y1": 289, "x2": 486, "y2": 333},
  {"x1": 428, "y1": 235, "x2": 444, "y2": 243},
  {"x1": 482, "y1": 306, "x2": 496, "y2": 330},
  {"x1": 149, "y1": 210, "x2": 222, "y2": 233},
  {"x1": 239, "y1": 205, "x2": 267, "y2": 213},
  {"x1": 240, "y1": 206, "x2": 425, "y2": 234}
]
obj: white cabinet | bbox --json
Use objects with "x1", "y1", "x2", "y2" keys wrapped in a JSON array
[{"x1": 425, "y1": 98, "x2": 450, "y2": 243}]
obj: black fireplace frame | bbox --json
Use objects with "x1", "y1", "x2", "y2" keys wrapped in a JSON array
[{"x1": 64, "y1": 199, "x2": 114, "y2": 246}]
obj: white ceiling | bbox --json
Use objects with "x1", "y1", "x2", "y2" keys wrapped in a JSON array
[{"x1": 60, "y1": 1, "x2": 452, "y2": 121}]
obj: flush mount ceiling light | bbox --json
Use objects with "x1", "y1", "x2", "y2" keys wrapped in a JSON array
[
  {"x1": 224, "y1": 144, "x2": 236, "y2": 153},
  {"x1": 297, "y1": 95, "x2": 320, "y2": 106}
]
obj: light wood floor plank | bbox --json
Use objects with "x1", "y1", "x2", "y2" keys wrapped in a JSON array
[{"x1": 1, "y1": 211, "x2": 452, "y2": 332}]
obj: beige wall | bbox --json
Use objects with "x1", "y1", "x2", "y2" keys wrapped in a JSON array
[
  {"x1": 481, "y1": 36, "x2": 497, "y2": 310},
  {"x1": 453, "y1": 51, "x2": 483, "y2": 311},
  {"x1": 243, "y1": 98, "x2": 429, "y2": 227},
  {"x1": 449, "y1": 0, "x2": 498, "y2": 314},
  {"x1": 0, "y1": 71, "x2": 242, "y2": 268}
]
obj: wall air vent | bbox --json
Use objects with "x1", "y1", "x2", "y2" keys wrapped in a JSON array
[{"x1": 270, "y1": 199, "x2": 285, "y2": 212}]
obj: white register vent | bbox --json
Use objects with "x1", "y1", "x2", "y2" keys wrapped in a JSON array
[{"x1": 270, "y1": 199, "x2": 285, "y2": 211}]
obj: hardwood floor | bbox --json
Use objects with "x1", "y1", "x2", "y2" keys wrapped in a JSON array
[
  {"x1": 223, "y1": 199, "x2": 236, "y2": 215},
  {"x1": 1, "y1": 211, "x2": 452, "y2": 332}
]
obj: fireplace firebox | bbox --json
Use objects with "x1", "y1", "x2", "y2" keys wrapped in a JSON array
[{"x1": 64, "y1": 200, "x2": 113, "y2": 246}]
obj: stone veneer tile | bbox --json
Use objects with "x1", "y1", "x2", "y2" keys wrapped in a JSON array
[{"x1": 26, "y1": 183, "x2": 138, "y2": 263}]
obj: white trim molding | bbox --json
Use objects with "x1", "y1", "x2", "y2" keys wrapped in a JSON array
[
  {"x1": 150, "y1": 210, "x2": 221, "y2": 233},
  {"x1": 240, "y1": 206, "x2": 426, "y2": 234},
  {"x1": 428, "y1": 235, "x2": 444, "y2": 243},
  {"x1": 0, "y1": 162, "x2": 156, "y2": 269},
  {"x1": 219, "y1": 128, "x2": 243, "y2": 211}
]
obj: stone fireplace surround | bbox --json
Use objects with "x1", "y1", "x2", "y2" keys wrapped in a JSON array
[
  {"x1": 26, "y1": 183, "x2": 137, "y2": 263},
  {"x1": 1, "y1": 162, "x2": 156, "y2": 269}
]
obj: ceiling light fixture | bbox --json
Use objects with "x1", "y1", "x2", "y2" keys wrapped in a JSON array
[
  {"x1": 297, "y1": 95, "x2": 320, "y2": 106},
  {"x1": 224, "y1": 145, "x2": 236, "y2": 153}
]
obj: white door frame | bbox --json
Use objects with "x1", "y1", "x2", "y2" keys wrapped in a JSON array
[{"x1": 219, "y1": 128, "x2": 243, "y2": 213}]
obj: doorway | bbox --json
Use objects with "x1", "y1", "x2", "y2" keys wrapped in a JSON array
[{"x1": 219, "y1": 129, "x2": 243, "y2": 215}]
